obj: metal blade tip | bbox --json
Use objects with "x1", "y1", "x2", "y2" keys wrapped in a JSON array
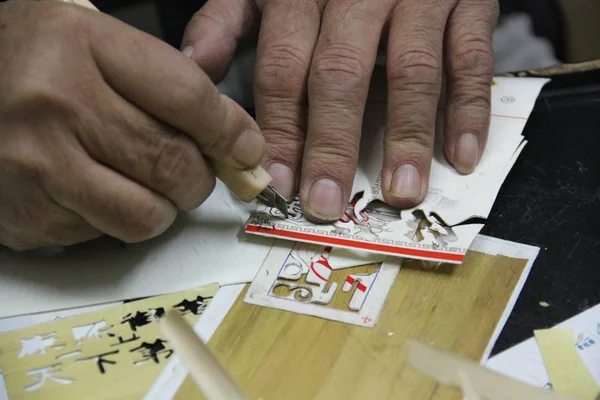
[{"x1": 257, "y1": 184, "x2": 289, "y2": 218}]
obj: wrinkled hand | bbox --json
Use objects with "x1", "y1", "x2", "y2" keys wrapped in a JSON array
[
  {"x1": 183, "y1": 0, "x2": 498, "y2": 221},
  {"x1": 0, "y1": 2, "x2": 264, "y2": 251}
]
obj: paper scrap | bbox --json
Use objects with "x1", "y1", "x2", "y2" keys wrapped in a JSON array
[
  {"x1": 487, "y1": 304, "x2": 600, "y2": 391},
  {"x1": 534, "y1": 328, "x2": 599, "y2": 400},
  {"x1": 0, "y1": 284, "x2": 218, "y2": 400},
  {"x1": 246, "y1": 77, "x2": 549, "y2": 264},
  {"x1": 244, "y1": 240, "x2": 400, "y2": 327}
]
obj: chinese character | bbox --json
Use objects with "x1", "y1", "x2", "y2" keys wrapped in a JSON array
[
  {"x1": 173, "y1": 296, "x2": 213, "y2": 316},
  {"x1": 148, "y1": 307, "x2": 165, "y2": 319},
  {"x1": 130, "y1": 339, "x2": 173, "y2": 365},
  {"x1": 24, "y1": 364, "x2": 73, "y2": 392},
  {"x1": 121, "y1": 311, "x2": 152, "y2": 331},
  {"x1": 18, "y1": 333, "x2": 64, "y2": 358},
  {"x1": 76, "y1": 350, "x2": 119, "y2": 374},
  {"x1": 107, "y1": 333, "x2": 140, "y2": 347},
  {"x1": 72, "y1": 321, "x2": 111, "y2": 345}
]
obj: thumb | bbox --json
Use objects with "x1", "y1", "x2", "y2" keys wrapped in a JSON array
[{"x1": 182, "y1": 0, "x2": 260, "y2": 83}]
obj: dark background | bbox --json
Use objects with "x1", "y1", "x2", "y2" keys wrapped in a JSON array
[{"x1": 484, "y1": 71, "x2": 600, "y2": 354}]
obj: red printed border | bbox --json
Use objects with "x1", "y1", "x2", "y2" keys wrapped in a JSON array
[{"x1": 246, "y1": 224, "x2": 465, "y2": 263}]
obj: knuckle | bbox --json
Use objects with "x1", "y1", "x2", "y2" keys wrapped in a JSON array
[
  {"x1": 388, "y1": 49, "x2": 442, "y2": 88},
  {"x1": 126, "y1": 202, "x2": 172, "y2": 242},
  {"x1": 2, "y1": 137, "x2": 47, "y2": 181},
  {"x1": 255, "y1": 44, "x2": 309, "y2": 99},
  {"x1": 263, "y1": 126, "x2": 305, "y2": 163},
  {"x1": 306, "y1": 130, "x2": 359, "y2": 166},
  {"x1": 309, "y1": 45, "x2": 370, "y2": 95},
  {"x1": 386, "y1": 127, "x2": 435, "y2": 155},
  {"x1": 150, "y1": 135, "x2": 202, "y2": 193},
  {"x1": 450, "y1": 36, "x2": 494, "y2": 80},
  {"x1": 7, "y1": 78, "x2": 76, "y2": 120},
  {"x1": 189, "y1": 8, "x2": 225, "y2": 28}
]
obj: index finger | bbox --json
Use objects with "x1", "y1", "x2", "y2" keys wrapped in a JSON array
[{"x1": 87, "y1": 9, "x2": 265, "y2": 170}]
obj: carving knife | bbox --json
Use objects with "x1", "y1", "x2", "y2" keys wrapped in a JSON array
[
  {"x1": 213, "y1": 164, "x2": 290, "y2": 218},
  {"x1": 53, "y1": 0, "x2": 291, "y2": 218}
]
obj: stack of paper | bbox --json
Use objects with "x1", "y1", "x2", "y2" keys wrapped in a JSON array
[{"x1": 245, "y1": 77, "x2": 549, "y2": 264}]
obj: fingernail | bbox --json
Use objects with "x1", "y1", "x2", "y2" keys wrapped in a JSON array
[
  {"x1": 307, "y1": 179, "x2": 344, "y2": 220},
  {"x1": 267, "y1": 163, "x2": 295, "y2": 200},
  {"x1": 454, "y1": 133, "x2": 479, "y2": 174},
  {"x1": 182, "y1": 46, "x2": 194, "y2": 58},
  {"x1": 391, "y1": 164, "x2": 422, "y2": 198},
  {"x1": 232, "y1": 129, "x2": 265, "y2": 167}
]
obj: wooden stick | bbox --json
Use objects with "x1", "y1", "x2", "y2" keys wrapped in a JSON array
[
  {"x1": 158, "y1": 310, "x2": 247, "y2": 400},
  {"x1": 406, "y1": 339, "x2": 578, "y2": 400}
]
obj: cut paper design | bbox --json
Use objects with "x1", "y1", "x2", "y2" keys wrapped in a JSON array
[
  {"x1": 245, "y1": 240, "x2": 399, "y2": 327},
  {"x1": 0, "y1": 284, "x2": 218, "y2": 400},
  {"x1": 246, "y1": 77, "x2": 550, "y2": 264},
  {"x1": 18, "y1": 334, "x2": 63, "y2": 359},
  {"x1": 247, "y1": 195, "x2": 482, "y2": 264},
  {"x1": 72, "y1": 321, "x2": 110, "y2": 345},
  {"x1": 24, "y1": 364, "x2": 74, "y2": 392}
]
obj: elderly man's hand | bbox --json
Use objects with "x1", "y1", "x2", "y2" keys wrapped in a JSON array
[
  {"x1": 183, "y1": 0, "x2": 498, "y2": 221},
  {"x1": 0, "y1": 2, "x2": 264, "y2": 251}
]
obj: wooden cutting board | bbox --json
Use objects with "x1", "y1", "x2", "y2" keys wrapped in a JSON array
[{"x1": 174, "y1": 250, "x2": 529, "y2": 400}]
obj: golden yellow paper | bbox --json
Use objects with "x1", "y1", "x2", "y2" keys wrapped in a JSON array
[{"x1": 0, "y1": 283, "x2": 219, "y2": 400}]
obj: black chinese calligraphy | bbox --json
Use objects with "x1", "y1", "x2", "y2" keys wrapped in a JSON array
[
  {"x1": 107, "y1": 333, "x2": 139, "y2": 347},
  {"x1": 129, "y1": 339, "x2": 173, "y2": 365},
  {"x1": 76, "y1": 350, "x2": 119, "y2": 374},
  {"x1": 172, "y1": 296, "x2": 213, "y2": 316},
  {"x1": 120, "y1": 308, "x2": 165, "y2": 332}
]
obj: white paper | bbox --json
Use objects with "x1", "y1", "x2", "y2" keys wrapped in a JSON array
[
  {"x1": 0, "y1": 181, "x2": 273, "y2": 319},
  {"x1": 486, "y1": 304, "x2": 600, "y2": 389},
  {"x1": 246, "y1": 77, "x2": 549, "y2": 264}
]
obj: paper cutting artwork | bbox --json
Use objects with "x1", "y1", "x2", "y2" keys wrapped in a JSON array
[
  {"x1": 246, "y1": 77, "x2": 550, "y2": 264},
  {"x1": 246, "y1": 194, "x2": 481, "y2": 264},
  {"x1": 245, "y1": 240, "x2": 400, "y2": 327},
  {"x1": 0, "y1": 284, "x2": 218, "y2": 400}
]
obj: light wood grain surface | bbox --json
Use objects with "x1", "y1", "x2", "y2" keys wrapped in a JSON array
[{"x1": 174, "y1": 250, "x2": 528, "y2": 400}]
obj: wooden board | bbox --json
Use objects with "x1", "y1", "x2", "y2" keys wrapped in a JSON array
[{"x1": 174, "y1": 251, "x2": 528, "y2": 400}]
